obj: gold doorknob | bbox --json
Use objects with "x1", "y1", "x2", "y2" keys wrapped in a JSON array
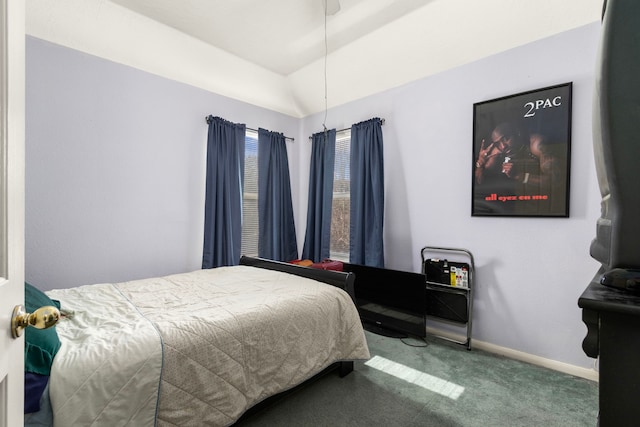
[{"x1": 11, "y1": 304, "x2": 60, "y2": 338}]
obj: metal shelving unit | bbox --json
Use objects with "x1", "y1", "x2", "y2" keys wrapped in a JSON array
[{"x1": 420, "y1": 246, "x2": 475, "y2": 350}]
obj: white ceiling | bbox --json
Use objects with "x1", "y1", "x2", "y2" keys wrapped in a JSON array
[
  {"x1": 25, "y1": 0, "x2": 603, "y2": 117},
  {"x1": 109, "y1": 0, "x2": 433, "y2": 76}
]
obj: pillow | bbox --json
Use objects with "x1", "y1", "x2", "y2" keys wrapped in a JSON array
[
  {"x1": 24, "y1": 283, "x2": 61, "y2": 376},
  {"x1": 24, "y1": 372, "x2": 49, "y2": 414},
  {"x1": 24, "y1": 378, "x2": 54, "y2": 423},
  {"x1": 289, "y1": 259, "x2": 313, "y2": 267},
  {"x1": 24, "y1": 283, "x2": 61, "y2": 414}
]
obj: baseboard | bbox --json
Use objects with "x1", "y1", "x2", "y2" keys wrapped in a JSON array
[{"x1": 425, "y1": 326, "x2": 599, "y2": 382}]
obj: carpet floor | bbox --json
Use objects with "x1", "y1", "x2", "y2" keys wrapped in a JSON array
[{"x1": 235, "y1": 330, "x2": 598, "y2": 427}]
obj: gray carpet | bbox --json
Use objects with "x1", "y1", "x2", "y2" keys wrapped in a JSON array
[{"x1": 235, "y1": 331, "x2": 598, "y2": 427}]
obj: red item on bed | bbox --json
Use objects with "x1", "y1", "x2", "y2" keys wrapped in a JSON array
[{"x1": 310, "y1": 259, "x2": 344, "y2": 271}]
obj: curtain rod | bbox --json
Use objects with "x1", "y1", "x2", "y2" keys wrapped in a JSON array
[
  {"x1": 308, "y1": 118, "x2": 386, "y2": 140},
  {"x1": 247, "y1": 127, "x2": 294, "y2": 142},
  {"x1": 204, "y1": 116, "x2": 294, "y2": 142}
]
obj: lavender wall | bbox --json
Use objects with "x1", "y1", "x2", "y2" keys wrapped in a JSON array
[
  {"x1": 27, "y1": 22, "x2": 602, "y2": 370},
  {"x1": 299, "y1": 22, "x2": 602, "y2": 369},
  {"x1": 25, "y1": 36, "x2": 300, "y2": 289}
]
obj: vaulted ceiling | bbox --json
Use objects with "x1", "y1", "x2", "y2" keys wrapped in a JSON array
[
  {"x1": 109, "y1": 0, "x2": 432, "y2": 75},
  {"x1": 26, "y1": 0, "x2": 603, "y2": 117}
]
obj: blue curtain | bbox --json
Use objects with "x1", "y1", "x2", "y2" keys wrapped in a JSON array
[
  {"x1": 257, "y1": 128, "x2": 298, "y2": 261},
  {"x1": 202, "y1": 116, "x2": 246, "y2": 268},
  {"x1": 350, "y1": 118, "x2": 385, "y2": 267},
  {"x1": 302, "y1": 129, "x2": 336, "y2": 262}
]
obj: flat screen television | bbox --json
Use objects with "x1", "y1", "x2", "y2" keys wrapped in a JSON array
[
  {"x1": 590, "y1": 0, "x2": 640, "y2": 290},
  {"x1": 343, "y1": 263, "x2": 426, "y2": 338}
]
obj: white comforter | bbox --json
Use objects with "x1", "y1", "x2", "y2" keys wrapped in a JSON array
[{"x1": 48, "y1": 266, "x2": 370, "y2": 427}]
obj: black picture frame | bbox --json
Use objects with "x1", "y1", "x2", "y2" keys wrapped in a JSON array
[{"x1": 472, "y1": 82, "x2": 572, "y2": 217}]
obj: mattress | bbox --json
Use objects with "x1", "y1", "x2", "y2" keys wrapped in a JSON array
[{"x1": 47, "y1": 265, "x2": 370, "y2": 426}]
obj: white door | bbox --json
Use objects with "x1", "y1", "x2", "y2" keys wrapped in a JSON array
[{"x1": 0, "y1": 0, "x2": 25, "y2": 425}]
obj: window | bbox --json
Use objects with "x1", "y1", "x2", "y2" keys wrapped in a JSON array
[
  {"x1": 330, "y1": 129, "x2": 351, "y2": 261},
  {"x1": 244, "y1": 128, "x2": 350, "y2": 261},
  {"x1": 241, "y1": 129, "x2": 259, "y2": 257}
]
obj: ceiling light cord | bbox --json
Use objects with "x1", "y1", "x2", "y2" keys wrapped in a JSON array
[{"x1": 323, "y1": 0, "x2": 328, "y2": 135}]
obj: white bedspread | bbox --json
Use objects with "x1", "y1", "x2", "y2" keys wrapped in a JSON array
[
  {"x1": 48, "y1": 283, "x2": 163, "y2": 427},
  {"x1": 48, "y1": 266, "x2": 370, "y2": 427}
]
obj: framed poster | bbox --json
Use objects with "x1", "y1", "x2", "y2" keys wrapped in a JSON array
[{"x1": 472, "y1": 82, "x2": 572, "y2": 217}]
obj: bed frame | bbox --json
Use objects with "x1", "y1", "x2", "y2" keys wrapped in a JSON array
[
  {"x1": 236, "y1": 256, "x2": 359, "y2": 421},
  {"x1": 239, "y1": 256, "x2": 356, "y2": 302}
]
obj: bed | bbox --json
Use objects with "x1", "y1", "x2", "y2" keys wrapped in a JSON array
[{"x1": 25, "y1": 256, "x2": 370, "y2": 427}]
